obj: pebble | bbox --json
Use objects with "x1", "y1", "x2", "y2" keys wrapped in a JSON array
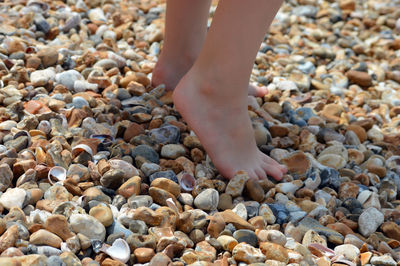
[
  {"x1": 358, "y1": 207, "x2": 384, "y2": 237},
  {"x1": 69, "y1": 214, "x2": 106, "y2": 241},
  {"x1": 194, "y1": 189, "x2": 219, "y2": 211}
]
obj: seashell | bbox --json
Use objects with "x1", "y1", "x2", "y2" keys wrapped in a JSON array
[
  {"x1": 166, "y1": 198, "x2": 179, "y2": 214},
  {"x1": 38, "y1": 120, "x2": 51, "y2": 135},
  {"x1": 20, "y1": 149, "x2": 35, "y2": 160},
  {"x1": 386, "y1": 156, "x2": 400, "y2": 172},
  {"x1": 13, "y1": 130, "x2": 32, "y2": 147},
  {"x1": 109, "y1": 159, "x2": 139, "y2": 178},
  {"x1": 27, "y1": 0, "x2": 50, "y2": 12},
  {"x1": 60, "y1": 242, "x2": 71, "y2": 253},
  {"x1": 16, "y1": 169, "x2": 37, "y2": 187},
  {"x1": 48, "y1": 166, "x2": 67, "y2": 185},
  {"x1": 71, "y1": 144, "x2": 93, "y2": 158},
  {"x1": 179, "y1": 173, "x2": 196, "y2": 192},
  {"x1": 331, "y1": 258, "x2": 356, "y2": 266},
  {"x1": 90, "y1": 134, "x2": 114, "y2": 145},
  {"x1": 25, "y1": 46, "x2": 37, "y2": 54},
  {"x1": 99, "y1": 238, "x2": 130, "y2": 263}
]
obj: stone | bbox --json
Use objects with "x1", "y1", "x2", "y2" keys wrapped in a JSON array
[
  {"x1": 69, "y1": 214, "x2": 106, "y2": 241},
  {"x1": 338, "y1": 182, "x2": 359, "y2": 200},
  {"x1": 116, "y1": 176, "x2": 141, "y2": 198},
  {"x1": 232, "y1": 243, "x2": 266, "y2": 264},
  {"x1": 207, "y1": 213, "x2": 225, "y2": 238},
  {"x1": 334, "y1": 244, "x2": 360, "y2": 261},
  {"x1": 233, "y1": 229, "x2": 258, "y2": 247},
  {"x1": 194, "y1": 188, "x2": 219, "y2": 211},
  {"x1": 346, "y1": 70, "x2": 372, "y2": 87},
  {"x1": 148, "y1": 187, "x2": 179, "y2": 207},
  {"x1": 0, "y1": 188, "x2": 26, "y2": 210},
  {"x1": 225, "y1": 171, "x2": 250, "y2": 197},
  {"x1": 218, "y1": 193, "x2": 233, "y2": 210},
  {"x1": 149, "y1": 125, "x2": 180, "y2": 144},
  {"x1": 89, "y1": 205, "x2": 113, "y2": 227},
  {"x1": 117, "y1": 121, "x2": 141, "y2": 141},
  {"x1": 45, "y1": 214, "x2": 75, "y2": 241},
  {"x1": 0, "y1": 164, "x2": 13, "y2": 192},
  {"x1": 160, "y1": 144, "x2": 186, "y2": 159},
  {"x1": 281, "y1": 151, "x2": 310, "y2": 175},
  {"x1": 302, "y1": 230, "x2": 327, "y2": 247},
  {"x1": 29, "y1": 229, "x2": 62, "y2": 248},
  {"x1": 100, "y1": 169, "x2": 124, "y2": 190},
  {"x1": 370, "y1": 254, "x2": 397, "y2": 266},
  {"x1": 150, "y1": 177, "x2": 180, "y2": 198},
  {"x1": 257, "y1": 230, "x2": 286, "y2": 246},
  {"x1": 298, "y1": 217, "x2": 344, "y2": 244},
  {"x1": 37, "y1": 48, "x2": 58, "y2": 67},
  {"x1": 217, "y1": 235, "x2": 238, "y2": 251},
  {"x1": 149, "y1": 253, "x2": 172, "y2": 266},
  {"x1": 220, "y1": 210, "x2": 255, "y2": 230},
  {"x1": 0, "y1": 225, "x2": 18, "y2": 253},
  {"x1": 358, "y1": 207, "x2": 384, "y2": 237},
  {"x1": 55, "y1": 70, "x2": 84, "y2": 90},
  {"x1": 245, "y1": 179, "x2": 265, "y2": 202},
  {"x1": 259, "y1": 242, "x2": 289, "y2": 263},
  {"x1": 381, "y1": 222, "x2": 400, "y2": 242},
  {"x1": 134, "y1": 247, "x2": 155, "y2": 263}
]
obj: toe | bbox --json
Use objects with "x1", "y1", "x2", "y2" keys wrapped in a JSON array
[
  {"x1": 255, "y1": 167, "x2": 267, "y2": 180},
  {"x1": 263, "y1": 155, "x2": 285, "y2": 170},
  {"x1": 248, "y1": 84, "x2": 268, "y2": 97},
  {"x1": 247, "y1": 169, "x2": 259, "y2": 180},
  {"x1": 262, "y1": 161, "x2": 284, "y2": 181}
]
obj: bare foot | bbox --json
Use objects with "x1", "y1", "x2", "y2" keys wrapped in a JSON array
[
  {"x1": 172, "y1": 70, "x2": 287, "y2": 180},
  {"x1": 152, "y1": 58, "x2": 268, "y2": 97}
]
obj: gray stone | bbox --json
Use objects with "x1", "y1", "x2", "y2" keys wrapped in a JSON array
[
  {"x1": 358, "y1": 207, "x2": 384, "y2": 237},
  {"x1": 69, "y1": 214, "x2": 106, "y2": 241},
  {"x1": 194, "y1": 189, "x2": 219, "y2": 211}
]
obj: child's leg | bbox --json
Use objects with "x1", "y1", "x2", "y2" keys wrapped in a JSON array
[
  {"x1": 173, "y1": 0, "x2": 286, "y2": 180},
  {"x1": 152, "y1": 0, "x2": 269, "y2": 97},
  {"x1": 152, "y1": 0, "x2": 211, "y2": 91}
]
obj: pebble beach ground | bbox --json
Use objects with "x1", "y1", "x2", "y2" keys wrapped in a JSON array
[{"x1": 0, "y1": 0, "x2": 400, "y2": 265}]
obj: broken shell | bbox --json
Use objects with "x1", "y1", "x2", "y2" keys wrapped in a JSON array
[
  {"x1": 309, "y1": 243, "x2": 336, "y2": 258},
  {"x1": 72, "y1": 144, "x2": 93, "y2": 158},
  {"x1": 60, "y1": 242, "x2": 71, "y2": 253},
  {"x1": 38, "y1": 120, "x2": 51, "y2": 135},
  {"x1": 16, "y1": 169, "x2": 37, "y2": 187},
  {"x1": 48, "y1": 166, "x2": 67, "y2": 185},
  {"x1": 331, "y1": 258, "x2": 356, "y2": 266},
  {"x1": 109, "y1": 159, "x2": 139, "y2": 178},
  {"x1": 91, "y1": 134, "x2": 114, "y2": 143},
  {"x1": 179, "y1": 173, "x2": 196, "y2": 192},
  {"x1": 99, "y1": 238, "x2": 130, "y2": 263},
  {"x1": 166, "y1": 198, "x2": 179, "y2": 214}
]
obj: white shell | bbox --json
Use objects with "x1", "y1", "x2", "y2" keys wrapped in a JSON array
[
  {"x1": 99, "y1": 238, "x2": 130, "y2": 263},
  {"x1": 166, "y1": 198, "x2": 179, "y2": 214},
  {"x1": 72, "y1": 144, "x2": 93, "y2": 158},
  {"x1": 48, "y1": 166, "x2": 67, "y2": 185}
]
